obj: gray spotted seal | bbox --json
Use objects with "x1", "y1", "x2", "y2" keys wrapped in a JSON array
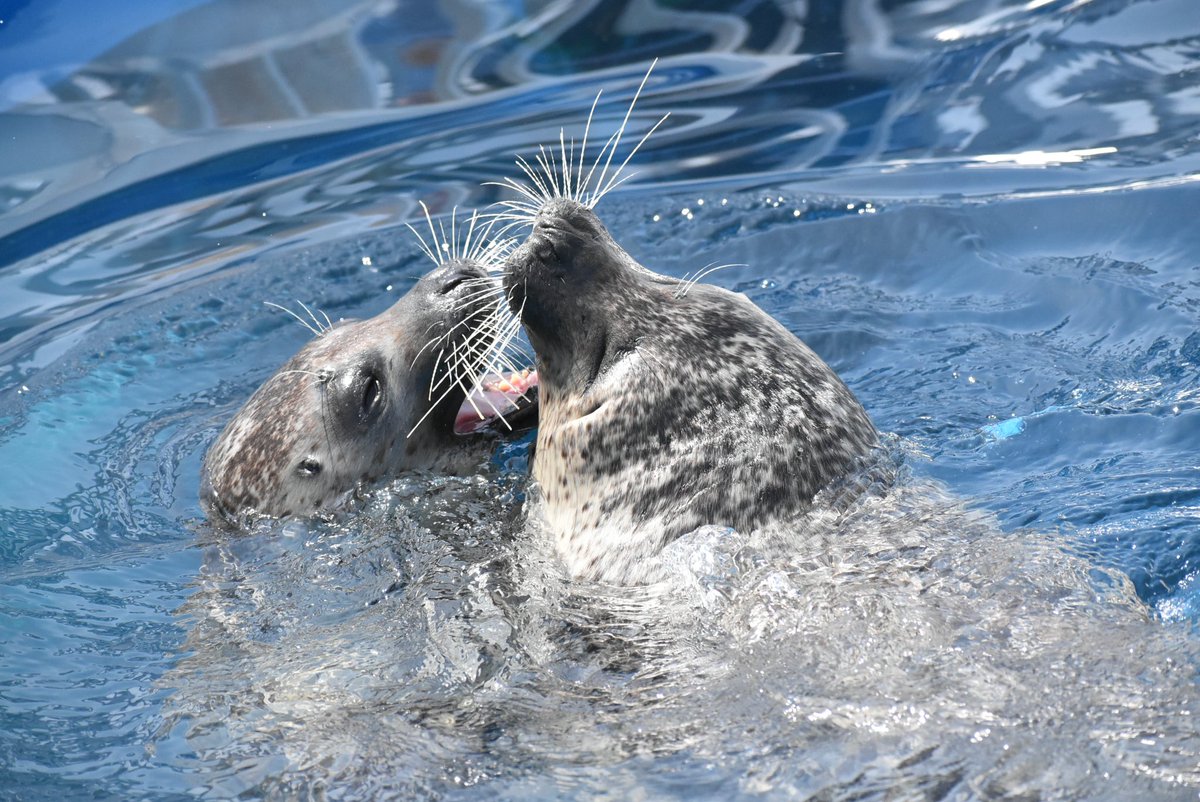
[
  {"x1": 500, "y1": 198, "x2": 877, "y2": 584},
  {"x1": 485, "y1": 66, "x2": 877, "y2": 583},
  {"x1": 201, "y1": 224, "x2": 537, "y2": 522}
]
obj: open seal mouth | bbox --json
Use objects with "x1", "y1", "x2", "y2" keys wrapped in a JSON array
[{"x1": 454, "y1": 368, "x2": 539, "y2": 434}]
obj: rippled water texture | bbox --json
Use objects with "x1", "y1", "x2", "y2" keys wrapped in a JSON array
[{"x1": 2, "y1": 0, "x2": 1199, "y2": 799}]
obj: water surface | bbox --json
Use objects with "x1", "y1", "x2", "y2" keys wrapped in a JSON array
[{"x1": 1, "y1": 0, "x2": 1199, "y2": 798}]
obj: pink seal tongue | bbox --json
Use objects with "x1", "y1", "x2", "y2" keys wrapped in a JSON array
[{"x1": 454, "y1": 369, "x2": 539, "y2": 434}]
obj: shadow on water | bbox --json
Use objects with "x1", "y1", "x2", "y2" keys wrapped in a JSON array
[{"x1": 1, "y1": 0, "x2": 1199, "y2": 798}]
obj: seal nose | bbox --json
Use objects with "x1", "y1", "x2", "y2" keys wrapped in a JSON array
[
  {"x1": 431, "y1": 262, "x2": 486, "y2": 296},
  {"x1": 534, "y1": 197, "x2": 594, "y2": 237}
]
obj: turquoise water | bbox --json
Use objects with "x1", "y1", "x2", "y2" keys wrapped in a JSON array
[{"x1": 1, "y1": 0, "x2": 1199, "y2": 798}]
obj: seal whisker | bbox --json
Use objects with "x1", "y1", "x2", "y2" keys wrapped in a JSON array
[
  {"x1": 675, "y1": 262, "x2": 746, "y2": 299},
  {"x1": 429, "y1": 323, "x2": 491, "y2": 395},
  {"x1": 433, "y1": 300, "x2": 508, "y2": 362},
  {"x1": 411, "y1": 332, "x2": 445, "y2": 372},
  {"x1": 412, "y1": 303, "x2": 486, "y2": 374},
  {"x1": 448, "y1": 340, "x2": 490, "y2": 423},
  {"x1": 448, "y1": 282, "x2": 500, "y2": 308},
  {"x1": 517, "y1": 156, "x2": 554, "y2": 202},
  {"x1": 592, "y1": 111, "x2": 670, "y2": 205},
  {"x1": 437, "y1": 216, "x2": 451, "y2": 260},
  {"x1": 427, "y1": 346, "x2": 447, "y2": 400},
  {"x1": 407, "y1": 370, "x2": 467, "y2": 438},
  {"x1": 404, "y1": 222, "x2": 441, "y2": 266},
  {"x1": 296, "y1": 300, "x2": 328, "y2": 335},
  {"x1": 263, "y1": 301, "x2": 322, "y2": 338},
  {"x1": 562, "y1": 132, "x2": 575, "y2": 201},
  {"x1": 422, "y1": 317, "x2": 510, "y2": 428},
  {"x1": 462, "y1": 210, "x2": 489, "y2": 264},
  {"x1": 494, "y1": 199, "x2": 535, "y2": 210},
  {"x1": 591, "y1": 59, "x2": 657, "y2": 206},
  {"x1": 536, "y1": 146, "x2": 560, "y2": 201},
  {"x1": 458, "y1": 299, "x2": 524, "y2": 379},
  {"x1": 272, "y1": 368, "x2": 325, "y2": 382},
  {"x1": 490, "y1": 204, "x2": 539, "y2": 223},
  {"x1": 420, "y1": 201, "x2": 446, "y2": 264},
  {"x1": 428, "y1": 304, "x2": 510, "y2": 396},
  {"x1": 489, "y1": 218, "x2": 535, "y2": 235},
  {"x1": 579, "y1": 129, "x2": 622, "y2": 206},
  {"x1": 489, "y1": 175, "x2": 544, "y2": 207},
  {"x1": 575, "y1": 90, "x2": 602, "y2": 203}
]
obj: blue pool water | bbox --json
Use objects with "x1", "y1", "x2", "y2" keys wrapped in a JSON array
[{"x1": 2, "y1": 0, "x2": 1199, "y2": 798}]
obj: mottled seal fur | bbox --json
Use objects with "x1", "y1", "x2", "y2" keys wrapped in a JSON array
[
  {"x1": 201, "y1": 260, "x2": 533, "y2": 521},
  {"x1": 503, "y1": 198, "x2": 878, "y2": 584}
]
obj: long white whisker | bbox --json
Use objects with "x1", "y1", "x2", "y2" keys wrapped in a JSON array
[
  {"x1": 484, "y1": 177, "x2": 542, "y2": 206},
  {"x1": 581, "y1": 129, "x2": 622, "y2": 207},
  {"x1": 263, "y1": 301, "x2": 321, "y2": 337},
  {"x1": 404, "y1": 221, "x2": 440, "y2": 266},
  {"x1": 296, "y1": 300, "x2": 327, "y2": 334},
  {"x1": 676, "y1": 262, "x2": 746, "y2": 298},
  {"x1": 273, "y1": 368, "x2": 325, "y2": 381},
  {"x1": 420, "y1": 201, "x2": 444, "y2": 264},
  {"x1": 437, "y1": 216, "x2": 450, "y2": 260},
  {"x1": 593, "y1": 58, "x2": 658, "y2": 205},
  {"x1": 594, "y1": 111, "x2": 670, "y2": 204},
  {"x1": 560, "y1": 129, "x2": 572, "y2": 201},
  {"x1": 577, "y1": 90, "x2": 602, "y2": 201}
]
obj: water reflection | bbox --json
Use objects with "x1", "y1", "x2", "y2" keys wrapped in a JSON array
[{"x1": 4, "y1": 0, "x2": 1197, "y2": 254}]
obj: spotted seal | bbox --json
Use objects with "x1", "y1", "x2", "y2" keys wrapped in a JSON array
[
  {"x1": 499, "y1": 198, "x2": 877, "y2": 583},
  {"x1": 201, "y1": 229, "x2": 537, "y2": 522},
  {"x1": 483, "y1": 67, "x2": 877, "y2": 583}
]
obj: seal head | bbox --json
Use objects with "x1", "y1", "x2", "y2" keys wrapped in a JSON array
[
  {"x1": 201, "y1": 261, "x2": 533, "y2": 521},
  {"x1": 504, "y1": 198, "x2": 877, "y2": 583}
]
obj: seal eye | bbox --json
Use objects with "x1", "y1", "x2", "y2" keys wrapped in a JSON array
[
  {"x1": 297, "y1": 458, "x2": 322, "y2": 477},
  {"x1": 360, "y1": 371, "x2": 383, "y2": 420}
]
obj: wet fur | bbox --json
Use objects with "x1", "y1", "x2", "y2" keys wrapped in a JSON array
[
  {"x1": 202, "y1": 272, "x2": 485, "y2": 520},
  {"x1": 506, "y1": 199, "x2": 878, "y2": 583}
]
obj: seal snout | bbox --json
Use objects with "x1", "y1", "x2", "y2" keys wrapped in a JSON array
[
  {"x1": 533, "y1": 197, "x2": 600, "y2": 240},
  {"x1": 426, "y1": 261, "x2": 488, "y2": 296}
]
